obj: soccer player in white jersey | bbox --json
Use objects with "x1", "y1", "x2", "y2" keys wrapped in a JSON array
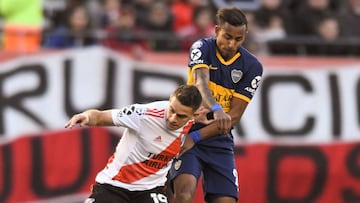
[{"x1": 64, "y1": 85, "x2": 202, "y2": 203}]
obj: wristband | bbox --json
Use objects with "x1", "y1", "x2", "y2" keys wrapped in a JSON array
[
  {"x1": 206, "y1": 112, "x2": 214, "y2": 120},
  {"x1": 189, "y1": 131, "x2": 202, "y2": 143},
  {"x1": 211, "y1": 104, "x2": 222, "y2": 112}
]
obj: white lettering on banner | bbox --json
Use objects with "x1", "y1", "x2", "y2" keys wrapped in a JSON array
[
  {"x1": 243, "y1": 68, "x2": 360, "y2": 143},
  {"x1": 0, "y1": 46, "x2": 359, "y2": 144}
]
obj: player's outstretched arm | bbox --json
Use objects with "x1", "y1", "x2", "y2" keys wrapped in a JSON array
[{"x1": 64, "y1": 109, "x2": 114, "y2": 128}]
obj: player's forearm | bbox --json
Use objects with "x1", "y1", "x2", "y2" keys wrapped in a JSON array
[
  {"x1": 194, "y1": 70, "x2": 218, "y2": 108},
  {"x1": 187, "y1": 121, "x2": 224, "y2": 142},
  {"x1": 198, "y1": 85, "x2": 217, "y2": 109},
  {"x1": 83, "y1": 109, "x2": 113, "y2": 126},
  {"x1": 229, "y1": 111, "x2": 243, "y2": 127},
  {"x1": 189, "y1": 109, "x2": 244, "y2": 142},
  {"x1": 200, "y1": 122, "x2": 223, "y2": 138}
]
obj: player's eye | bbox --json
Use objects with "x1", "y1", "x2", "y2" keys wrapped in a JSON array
[
  {"x1": 224, "y1": 35, "x2": 231, "y2": 40},
  {"x1": 176, "y1": 114, "x2": 187, "y2": 119}
]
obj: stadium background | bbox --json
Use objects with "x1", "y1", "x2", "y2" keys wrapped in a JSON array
[{"x1": 0, "y1": 0, "x2": 359, "y2": 202}]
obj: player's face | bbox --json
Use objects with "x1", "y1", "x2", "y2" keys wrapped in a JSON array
[
  {"x1": 166, "y1": 97, "x2": 194, "y2": 131},
  {"x1": 215, "y1": 22, "x2": 247, "y2": 60}
]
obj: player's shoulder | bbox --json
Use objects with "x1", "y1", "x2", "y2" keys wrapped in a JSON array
[
  {"x1": 240, "y1": 47, "x2": 263, "y2": 69},
  {"x1": 190, "y1": 37, "x2": 215, "y2": 50},
  {"x1": 125, "y1": 101, "x2": 168, "y2": 112},
  {"x1": 146, "y1": 100, "x2": 169, "y2": 110}
]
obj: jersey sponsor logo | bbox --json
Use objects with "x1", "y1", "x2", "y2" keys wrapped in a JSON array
[
  {"x1": 190, "y1": 48, "x2": 202, "y2": 61},
  {"x1": 112, "y1": 138, "x2": 181, "y2": 183},
  {"x1": 251, "y1": 76, "x2": 262, "y2": 88},
  {"x1": 209, "y1": 82, "x2": 233, "y2": 112},
  {"x1": 231, "y1": 70, "x2": 243, "y2": 83},
  {"x1": 245, "y1": 87, "x2": 256, "y2": 96},
  {"x1": 191, "y1": 41, "x2": 203, "y2": 49},
  {"x1": 189, "y1": 59, "x2": 204, "y2": 65},
  {"x1": 143, "y1": 153, "x2": 174, "y2": 169}
]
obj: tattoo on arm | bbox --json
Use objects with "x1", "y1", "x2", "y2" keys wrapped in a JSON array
[{"x1": 194, "y1": 69, "x2": 217, "y2": 108}]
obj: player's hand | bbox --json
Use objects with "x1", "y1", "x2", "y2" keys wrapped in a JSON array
[
  {"x1": 213, "y1": 110, "x2": 232, "y2": 134},
  {"x1": 64, "y1": 114, "x2": 89, "y2": 128},
  {"x1": 178, "y1": 135, "x2": 195, "y2": 157},
  {"x1": 194, "y1": 105, "x2": 213, "y2": 124}
]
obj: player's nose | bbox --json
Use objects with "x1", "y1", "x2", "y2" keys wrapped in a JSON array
[
  {"x1": 168, "y1": 113, "x2": 177, "y2": 122},
  {"x1": 228, "y1": 40, "x2": 235, "y2": 48}
]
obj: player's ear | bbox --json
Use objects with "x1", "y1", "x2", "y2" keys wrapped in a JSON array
[{"x1": 215, "y1": 25, "x2": 220, "y2": 35}]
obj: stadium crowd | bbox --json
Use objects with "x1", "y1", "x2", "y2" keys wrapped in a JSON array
[{"x1": 1, "y1": 0, "x2": 360, "y2": 56}]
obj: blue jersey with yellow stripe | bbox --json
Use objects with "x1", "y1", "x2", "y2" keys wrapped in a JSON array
[{"x1": 187, "y1": 37, "x2": 263, "y2": 147}]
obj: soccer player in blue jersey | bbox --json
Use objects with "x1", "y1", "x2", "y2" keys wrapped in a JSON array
[{"x1": 170, "y1": 7, "x2": 263, "y2": 203}]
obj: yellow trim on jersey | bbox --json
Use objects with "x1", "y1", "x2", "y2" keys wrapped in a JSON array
[
  {"x1": 187, "y1": 67, "x2": 194, "y2": 85},
  {"x1": 233, "y1": 92, "x2": 251, "y2": 103},
  {"x1": 187, "y1": 64, "x2": 209, "y2": 85},
  {"x1": 192, "y1": 64, "x2": 209, "y2": 70},
  {"x1": 216, "y1": 50, "x2": 241, "y2": 65}
]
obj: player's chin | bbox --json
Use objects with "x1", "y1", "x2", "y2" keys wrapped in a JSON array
[{"x1": 167, "y1": 122, "x2": 179, "y2": 131}]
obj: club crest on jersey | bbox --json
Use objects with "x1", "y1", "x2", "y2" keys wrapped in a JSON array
[
  {"x1": 174, "y1": 159, "x2": 182, "y2": 170},
  {"x1": 231, "y1": 70, "x2": 243, "y2": 83}
]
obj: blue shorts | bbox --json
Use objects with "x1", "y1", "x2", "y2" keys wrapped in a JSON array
[{"x1": 170, "y1": 144, "x2": 239, "y2": 202}]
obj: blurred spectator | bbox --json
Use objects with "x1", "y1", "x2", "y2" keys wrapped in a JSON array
[
  {"x1": 255, "y1": 15, "x2": 286, "y2": 41},
  {"x1": 292, "y1": 0, "x2": 335, "y2": 36},
  {"x1": 338, "y1": 0, "x2": 360, "y2": 38},
  {"x1": 102, "y1": 3, "x2": 149, "y2": 58},
  {"x1": 305, "y1": 15, "x2": 344, "y2": 56},
  {"x1": 209, "y1": 0, "x2": 261, "y2": 10},
  {"x1": 37, "y1": 0, "x2": 360, "y2": 55},
  {"x1": 143, "y1": 0, "x2": 178, "y2": 51},
  {"x1": 316, "y1": 15, "x2": 339, "y2": 42},
  {"x1": 45, "y1": 0, "x2": 101, "y2": 30},
  {"x1": 242, "y1": 10, "x2": 267, "y2": 55},
  {"x1": 133, "y1": 0, "x2": 154, "y2": 28},
  {"x1": 99, "y1": 0, "x2": 122, "y2": 28},
  {"x1": 254, "y1": 0, "x2": 294, "y2": 35},
  {"x1": 171, "y1": 0, "x2": 208, "y2": 32},
  {"x1": 0, "y1": 0, "x2": 44, "y2": 53},
  {"x1": 177, "y1": 6, "x2": 215, "y2": 50},
  {"x1": 43, "y1": 5, "x2": 98, "y2": 48},
  {"x1": 283, "y1": 0, "x2": 341, "y2": 14}
]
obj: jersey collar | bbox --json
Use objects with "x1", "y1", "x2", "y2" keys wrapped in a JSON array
[{"x1": 216, "y1": 49, "x2": 241, "y2": 65}]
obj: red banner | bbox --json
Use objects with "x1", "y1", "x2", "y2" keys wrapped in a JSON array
[
  {"x1": 0, "y1": 127, "x2": 117, "y2": 203},
  {"x1": 1, "y1": 128, "x2": 359, "y2": 203},
  {"x1": 194, "y1": 142, "x2": 360, "y2": 203},
  {"x1": 0, "y1": 48, "x2": 360, "y2": 202}
]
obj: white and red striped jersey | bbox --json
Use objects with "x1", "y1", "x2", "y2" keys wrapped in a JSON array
[{"x1": 95, "y1": 101, "x2": 192, "y2": 191}]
